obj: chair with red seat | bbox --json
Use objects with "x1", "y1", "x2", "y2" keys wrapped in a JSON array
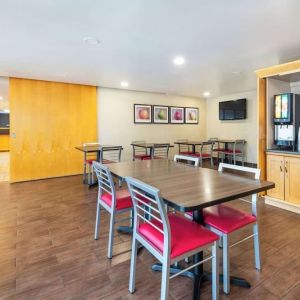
[
  {"x1": 203, "y1": 163, "x2": 261, "y2": 294},
  {"x1": 220, "y1": 140, "x2": 245, "y2": 165},
  {"x1": 176, "y1": 139, "x2": 195, "y2": 155},
  {"x1": 126, "y1": 177, "x2": 219, "y2": 300},
  {"x1": 132, "y1": 140, "x2": 151, "y2": 161},
  {"x1": 152, "y1": 143, "x2": 170, "y2": 159},
  {"x1": 190, "y1": 141, "x2": 214, "y2": 168},
  {"x1": 100, "y1": 146, "x2": 123, "y2": 164},
  {"x1": 93, "y1": 162, "x2": 133, "y2": 258},
  {"x1": 83, "y1": 142, "x2": 100, "y2": 184}
]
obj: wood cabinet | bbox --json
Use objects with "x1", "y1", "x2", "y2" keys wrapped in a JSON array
[
  {"x1": 285, "y1": 156, "x2": 300, "y2": 204},
  {"x1": 267, "y1": 153, "x2": 300, "y2": 205}
]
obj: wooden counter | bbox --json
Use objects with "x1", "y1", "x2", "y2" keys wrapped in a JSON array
[{"x1": 266, "y1": 151, "x2": 300, "y2": 214}]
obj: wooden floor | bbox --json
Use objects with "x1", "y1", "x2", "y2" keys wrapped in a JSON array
[
  {"x1": 0, "y1": 151, "x2": 9, "y2": 181},
  {"x1": 0, "y1": 175, "x2": 299, "y2": 300}
]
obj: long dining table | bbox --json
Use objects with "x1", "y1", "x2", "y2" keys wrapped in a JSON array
[{"x1": 108, "y1": 159, "x2": 274, "y2": 300}]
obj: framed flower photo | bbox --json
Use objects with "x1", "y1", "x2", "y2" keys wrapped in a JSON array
[
  {"x1": 170, "y1": 107, "x2": 184, "y2": 124},
  {"x1": 134, "y1": 104, "x2": 152, "y2": 124},
  {"x1": 153, "y1": 105, "x2": 169, "y2": 124},
  {"x1": 185, "y1": 107, "x2": 199, "y2": 124}
]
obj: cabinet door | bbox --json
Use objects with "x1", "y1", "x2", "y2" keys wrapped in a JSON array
[
  {"x1": 285, "y1": 157, "x2": 300, "y2": 204},
  {"x1": 266, "y1": 154, "x2": 285, "y2": 200}
]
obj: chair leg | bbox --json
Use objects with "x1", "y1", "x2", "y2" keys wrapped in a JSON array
[
  {"x1": 107, "y1": 213, "x2": 116, "y2": 259},
  {"x1": 94, "y1": 201, "x2": 101, "y2": 239},
  {"x1": 83, "y1": 162, "x2": 87, "y2": 183},
  {"x1": 223, "y1": 234, "x2": 230, "y2": 294},
  {"x1": 129, "y1": 235, "x2": 138, "y2": 293},
  {"x1": 161, "y1": 261, "x2": 170, "y2": 300},
  {"x1": 253, "y1": 222, "x2": 261, "y2": 270},
  {"x1": 233, "y1": 154, "x2": 236, "y2": 165},
  {"x1": 212, "y1": 241, "x2": 219, "y2": 300},
  {"x1": 210, "y1": 157, "x2": 213, "y2": 168}
]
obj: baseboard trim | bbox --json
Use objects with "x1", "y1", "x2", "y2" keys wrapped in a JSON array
[{"x1": 264, "y1": 196, "x2": 300, "y2": 214}]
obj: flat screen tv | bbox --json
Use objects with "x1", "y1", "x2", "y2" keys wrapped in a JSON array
[{"x1": 219, "y1": 99, "x2": 247, "y2": 120}]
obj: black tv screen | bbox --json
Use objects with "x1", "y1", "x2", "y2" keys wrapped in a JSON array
[{"x1": 219, "y1": 99, "x2": 247, "y2": 120}]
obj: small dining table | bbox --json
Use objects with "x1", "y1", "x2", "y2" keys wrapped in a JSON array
[{"x1": 108, "y1": 159, "x2": 274, "y2": 300}]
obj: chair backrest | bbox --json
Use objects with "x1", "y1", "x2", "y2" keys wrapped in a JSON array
[
  {"x1": 100, "y1": 146, "x2": 122, "y2": 163},
  {"x1": 83, "y1": 143, "x2": 100, "y2": 160},
  {"x1": 174, "y1": 154, "x2": 199, "y2": 167},
  {"x1": 195, "y1": 142, "x2": 214, "y2": 157},
  {"x1": 153, "y1": 143, "x2": 170, "y2": 159},
  {"x1": 232, "y1": 139, "x2": 245, "y2": 154},
  {"x1": 132, "y1": 140, "x2": 147, "y2": 157},
  {"x1": 92, "y1": 162, "x2": 116, "y2": 207},
  {"x1": 176, "y1": 139, "x2": 191, "y2": 153},
  {"x1": 218, "y1": 163, "x2": 260, "y2": 216},
  {"x1": 126, "y1": 177, "x2": 171, "y2": 257}
]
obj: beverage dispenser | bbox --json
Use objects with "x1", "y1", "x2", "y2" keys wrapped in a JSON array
[{"x1": 273, "y1": 93, "x2": 300, "y2": 150}]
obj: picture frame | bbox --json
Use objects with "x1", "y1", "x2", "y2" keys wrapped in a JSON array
[
  {"x1": 170, "y1": 107, "x2": 184, "y2": 124},
  {"x1": 153, "y1": 105, "x2": 169, "y2": 124},
  {"x1": 185, "y1": 107, "x2": 199, "y2": 124},
  {"x1": 134, "y1": 104, "x2": 152, "y2": 124}
]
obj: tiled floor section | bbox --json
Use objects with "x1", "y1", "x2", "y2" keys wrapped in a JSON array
[
  {"x1": 0, "y1": 151, "x2": 9, "y2": 181},
  {"x1": 0, "y1": 175, "x2": 299, "y2": 299}
]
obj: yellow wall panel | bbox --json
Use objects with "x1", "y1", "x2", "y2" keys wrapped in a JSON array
[{"x1": 9, "y1": 78, "x2": 97, "y2": 182}]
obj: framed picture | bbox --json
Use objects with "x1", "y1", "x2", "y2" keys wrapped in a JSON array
[
  {"x1": 170, "y1": 107, "x2": 184, "y2": 124},
  {"x1": 185, "y1": 107, "x2": 199, "y2": 124},
  {"x1": 153, "y1": 105, "x2": 169, "y2": 124},
  {"x1": 134, "y1": 104, "x2": 152, "y2": 124}
]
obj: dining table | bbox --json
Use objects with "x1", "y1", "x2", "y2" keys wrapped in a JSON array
[{"x1": 108, "y1": 159, "x2": 274, "y2": 300}]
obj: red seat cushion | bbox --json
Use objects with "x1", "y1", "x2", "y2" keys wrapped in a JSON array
[
  {"x1": 179, "y1": 151, "x2": 195, "y2": 155},
  {"x1": 222, "y1": 150, "x2": 242, "y2": 154},
  {"x1": 203, "y1": 204, "x2": 256, "y2": 234},
  {"x1": 101, "y1": 189, "x2": 132, "y2": 210},
  {"x1": 102, "y1": 159, "x2": 115, "y2": 164},
  {"x1": 213, "y1": 148, "x2": 225, "y2": 152},
  {"x1": 138, "y1": 214, "x2": 218, "y2": 259},
  {"x1": 85, "y1": 159, "x2": 97, "y2": 165},
  {"x1": 135, "y1": 154, "x2": 151, "y2": 160}
]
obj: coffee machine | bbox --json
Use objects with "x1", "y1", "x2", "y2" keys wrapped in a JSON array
[{"x1": 273, "y1": 93, "x2": 300, "y2": 151}]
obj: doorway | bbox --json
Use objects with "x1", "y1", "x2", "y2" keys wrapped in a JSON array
[{"x1": 0, "y1": 77, "x2": 10, "y2": 181}]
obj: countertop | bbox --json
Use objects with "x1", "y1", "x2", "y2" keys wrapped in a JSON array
[{"x1": 266, "y1": 149, "x2": 300, "y2": 155}]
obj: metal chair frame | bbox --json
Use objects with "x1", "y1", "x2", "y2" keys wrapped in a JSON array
[
  {"x1": 220, "y1": 140, "x2": 246, "y2": 166},
  {"x1": 207, "y1": 163, "x2": 261, "y2": 294},
  {"x1": 132, "y1": 140, "x2": 149, "y2": 161},
  {"x1": 152, "y1": 143, "x2": 170, "y2": 159},
  {"x1": 83, "y1": 142, "x2": 100, "y2": 184},
  {"x1": 93, "y1": 162, "x2": 133, "y2": 258},
  {"x1": 176, "y1": 139, "x2": 193, "y2": 154},
  {"x1": 194, "y1": 142, "x2": 214, "y2": 168},
  {"x1": 100, "y1": 146, "x2": 122, "y2": 163},
  {"x1": 126, "y1": 177, "x2": 219, "y2": 300}
]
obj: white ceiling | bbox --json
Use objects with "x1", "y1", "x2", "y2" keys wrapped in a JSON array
[{"x1": 1, "y1": 0, "x2": 300, "y2": 98}]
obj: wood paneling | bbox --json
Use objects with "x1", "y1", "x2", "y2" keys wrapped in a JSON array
[
  {"x1": 0, "y1": 134, "x2": 9, "y2": 151},
  {"x1": 285, "y1": 156, "x2": 300, "y2": 204},
  {"x1": 255, "y1": 59, "x2": 300, "y2": 78},
  {"x1": 9, "y1": 78, "x2": 97, "y2": 182},
  {"x1": 257, "y1": 77, "x2": 267, "y2": 180},
  {"x1": 266, "y1": 153, "x2": 284, "y2": 200}
]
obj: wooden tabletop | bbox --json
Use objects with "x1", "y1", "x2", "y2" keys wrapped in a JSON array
[
  {"x1": 216, "y1": 139, "x2": 246, "y2": 143},
  {"x1": 108, "y1": 160, "x2": 274, "y2": 212},
  {"x1": 75, "y1": 145, "x2": 123, "y2": 152},
  {"x1": 174, "y1": 141, "x2": 213, "y2": 145},
  {"x1": 131, "y1": 143, "x2": 174, "y2": 148}
]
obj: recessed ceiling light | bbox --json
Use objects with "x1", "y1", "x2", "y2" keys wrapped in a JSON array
[
  {"x1": 173, "y1": 56, "x2": 185, "y2": 66},
  {"x1": 0, "y1": 96, "x2": 3, "y2": 100},
  {"x1": 203, "y1": 91, "x2": 210, "y2": 97},
  {"x1": 120, "y1": 81, "x2": 129, "y2": 88},
  {"x1": 83, "y1": 37, "x2": 100, "y2": 45},
  {"x1": 232, "y1": 71, "x2": 241, "y2": 75}
]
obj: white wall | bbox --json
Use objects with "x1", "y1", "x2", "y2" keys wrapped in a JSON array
[
  {"x1": 206, "y1": 90, "x2": 257, "y2": 164},
  {"x1": 97, "y1": 88, "x2": 206, "y2": 161}
]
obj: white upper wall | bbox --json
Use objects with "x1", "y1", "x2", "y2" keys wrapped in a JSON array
[
  {"x1": 206, "y1": 90, "x2": 257, "y2": 164},
  {"x1": 97, "y1": 88, "x2": 206, "y2": 161}
]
